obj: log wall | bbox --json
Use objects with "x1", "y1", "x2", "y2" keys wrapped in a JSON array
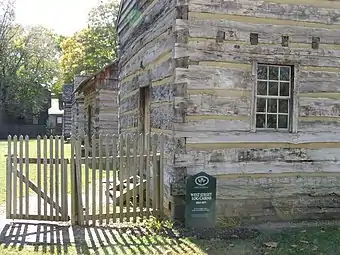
[
  {"x1": 174, "y1": 0, "x2": 340, "y2": 221},
  {"x1": 117, "y1": 0, "x2": 178, "y2": 216}
]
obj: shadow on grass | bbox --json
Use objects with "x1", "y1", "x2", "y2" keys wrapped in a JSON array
[{"x1": 0, "y1": 222, "x2": 201, "y2": 254}]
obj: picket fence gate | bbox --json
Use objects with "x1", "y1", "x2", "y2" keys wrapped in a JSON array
[{"x1": 6, "y1": 133, "x2": 165, "y2": 226}]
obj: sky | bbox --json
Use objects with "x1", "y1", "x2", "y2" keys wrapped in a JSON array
[{"x1": 15, "y1": 0, "x2": 99, "y2": 36}]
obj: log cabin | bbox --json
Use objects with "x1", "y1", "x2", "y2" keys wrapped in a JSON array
[
  {"x1": 74, "y1": 61, "x2": 119, "y2": 148},
  {"x1": 117, "y1": 0, "x2": 340, "y2": 222},
  {"x1": 71, "y1": 75, "x2": 88, "y2": 138},
  {"x1": 61, "y1": 83, "x2": 73, "y2": 138}
]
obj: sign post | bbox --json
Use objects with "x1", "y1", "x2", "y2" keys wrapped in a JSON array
[{"x1": 185, "y1": 172, "x2": 216, "y2": 229}]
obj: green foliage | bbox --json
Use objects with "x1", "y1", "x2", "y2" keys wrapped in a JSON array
[
  {"x1": 144, "y1": 216, "x2": 174, "y2": 233},
  {"x1": 0, "y1": 1, "x2": 60, "y2": 117},
  {"x1": 216, "y1": 216, "x2": 242, "y2": 228},
  {"x1": 60, "y1": 0, "x2": 119, "y2": 83}
]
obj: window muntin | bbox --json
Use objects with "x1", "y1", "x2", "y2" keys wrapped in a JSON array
[{"x1": 255, "y1": 64, "x2": 292, "y2": 131}]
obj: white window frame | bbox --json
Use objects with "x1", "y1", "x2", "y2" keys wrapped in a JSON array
[
  {"x1": 57, "y1": 117, "x2": 63, "y2": 124},
  {"x1": 32, "y1": 116, "x2": 39, "y2": 125},
  {"x1": 253, "y1": 63, "x2": 295, "y2": 132}
]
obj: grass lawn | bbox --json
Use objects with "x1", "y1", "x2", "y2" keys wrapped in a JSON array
[{"x1": 0, "y1": 225, "x2": 339, "y2": 254}]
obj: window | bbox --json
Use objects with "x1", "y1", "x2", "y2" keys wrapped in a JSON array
[
  {"x1": 255, "y1": 64, "x2": 293, "y2": 131},
  {"x1": 32, "y1": 116, "x2": 39, "y2": 125},
  {"x1": 57, "y1": 117, "x2": 63, "y2": 124}
]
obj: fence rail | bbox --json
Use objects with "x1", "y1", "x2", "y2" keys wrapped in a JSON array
[{"x1": 6, "y1": 133, "x2": 165, "y2": 226}]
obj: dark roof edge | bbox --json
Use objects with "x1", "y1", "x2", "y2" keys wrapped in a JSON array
[{"x1": 74, "y1": 60, "x2": 118, "y2": 94}]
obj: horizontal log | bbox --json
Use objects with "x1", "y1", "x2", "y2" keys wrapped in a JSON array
[
  {"x1": 188, "y1": 12, "x2": 340, "y2": 29},
  {"x1": 175, "y1": 44, "x2": 340, "y2": 68},
  {"x1": 261, "y1": 0, "x2": 340, "y2": 8},
  {"x1": 119, "y1": 0, "x2": 173, "y2": 45},
  {"x1": 121, "y1": 50, "x2": 172, "y2": 83},
  {"x1": 215, "y1": 175, "x2": 340, "y2": 200},
  {"x1": 299, "y1": 117, "x2": 340, "y2": 132},
  {"x1": 121, "y1": 32, "x2": 174, "y2": 78},
  {"x1": 186, "y1": 93, "x2": 251, "y2": 116},
  {"x1": 215, "y1": 196, "x2": 340, "y2": 221},
  {"x1": 120, "y1": 59, "x2": 173, "y2": 95},
  {"x1": 120, "y1": 10, "x2": 174, "y2": 66},
  {"x1": 176, "y1": 147, "x2": 340, "y2": 168},
  {"x1": 175, "y1": 116, "x2": 250, "y2": 132},
  {"x1": 175, "y1": 65, "x2": 253, "y2": 90},
  {"x1": 176, "y1": 18, "x2": 340, "y2": 44},
  {"x1": 180, "y1": 130, "x2": 340, "y2": 144},
  {"x1": 188, "y1": 0, "x2": 340, "y2": 25},
  {"x1": 299, "y1": 97, "x2": 340, "y2": 117}
]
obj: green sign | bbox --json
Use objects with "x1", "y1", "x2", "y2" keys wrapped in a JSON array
[{"x1": 185, "y1": 172, "x2": 216, "y2": 229}]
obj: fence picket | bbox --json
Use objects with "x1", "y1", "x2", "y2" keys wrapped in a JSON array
[
  {"x1": 159, "y1": 134, "x2": 164, "y2": 216},
  {"x1": 25, "y1": 136, "x2": 29, "y2": 219},
  {"x1": 119, "y1": 135, "x2": 124, "y2": 223},
  {"x1": 145, "y1": 134, "x2": 150, "y2": 219},
  {"x1": 37, "y1": 136, "x2": 42, "y2": 220},
  {"x1": 55, "y1": 136, "x2": 60, "y2": 221},
  {"x1": 60, "y1": 136, "x2": 67, "y2": 221},
  {"x1": 76, "y1": 137, "x2": 84, "y2": 225},
  {"x1": 84, "y1": 135, "x2": 89, "y2": 225},
  {"x1": 6, "y1": 136, "x2": 12, "y2": 219},
  {"x1": 138, "y1": 133, "x2": 144, "y2": 221},
  {"x1": 152, "y1": 135, "x2": 158, "y2": 216},
  {"x1": 19, "y1": 135, "x2": 23, "y2": 218},
  {"x1": 43, "y1": 136, "x2": 48, "y2": 220},
  {"x1": 70, "y1": 136, "x2": 76, "y2": 224},
  {"x1": 98, "y1": 135, "x2": 103, "y2": 225},
  {"x1": 91, "y1": 135, "x2": 96, "y2": 224},
  {"x1": 49, "y1": 136, "x2": 54, "y2": 220},
  {"x1": 12, "y1": 136, "x2": 18, "y2": 218},
  {"x1": 125, "y1": 134, "x2": 131, "y2": 222},
  {"x1": 132, "y1": 134, "x2": 138, "y2": 223},
  {"x1": 111, "y1": 135, "x2": 117, "y2": 223},
  {"x1": 105, "y1": 135, "x2": 110, "y2": 225}
]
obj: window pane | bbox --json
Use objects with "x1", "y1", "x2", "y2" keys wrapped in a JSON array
[
  {"x1": 256, "y1": 98, "x2": 266, "y2": 112},
  {"x1": 267, "y1": 114, "x2": 277, "y2": 128},
  {"x1": 280, "y1": 82, "x2": 290, "y2": 96},
  {"x1": 278, "y1": 115, "x2": 288, "y2": 128},
  {"x1": 257, "y1": 81, "x2": 267, "y2": 95},
  {"x1": 268, "y1": 82, "x2": 279, "y2": 96},
  {"x1": 280, "y1": 66, "x2": 290, "y2": 81},
  {"x1": 267, "y1": 99, "x2": 277, "y2": 113},
  {"x1": 278, "y1": 99, "x2": 288, "y2": 113},
  {"x1": 257, "y1": 65, "x2": 267, "y2": 79},
  {"x1": 256, "y1": 114, "x2": 266, "y2": 128},
  {"x1": 269, "y1": 66, "x2": 279, "y2": 80}
]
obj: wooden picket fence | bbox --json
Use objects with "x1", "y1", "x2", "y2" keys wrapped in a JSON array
[{"x1": 6, "y1": 133, "x2": 165, "y2": 226}]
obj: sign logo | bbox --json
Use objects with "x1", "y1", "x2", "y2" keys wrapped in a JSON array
[{"x1": 194, "y1": 176, "x2": 209, "y2": 186}]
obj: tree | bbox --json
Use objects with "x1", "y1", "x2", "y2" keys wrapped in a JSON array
[
  {"x1": 0, "y1": 0, "x2": 16, "y2": 107},
  {"x1": 4, "y1": 25, "x2": 60, "y2": 117},
  {"x1": 0, "y1": 1, "x2": 60, "y2": 118},
  {"x1": 59, "y1": 0, "x2": 119, "y2": 84}
]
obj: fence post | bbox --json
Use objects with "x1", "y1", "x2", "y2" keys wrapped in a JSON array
[
  {"x1": 159, "y1": 134, "x2": 164, "y2": 217},
  {"x1": 71, "y1": 137, "x2": 79, "y2": 225},
  {"x1": 156, "y1": 158, "x2": 161, "y2": 218}
]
